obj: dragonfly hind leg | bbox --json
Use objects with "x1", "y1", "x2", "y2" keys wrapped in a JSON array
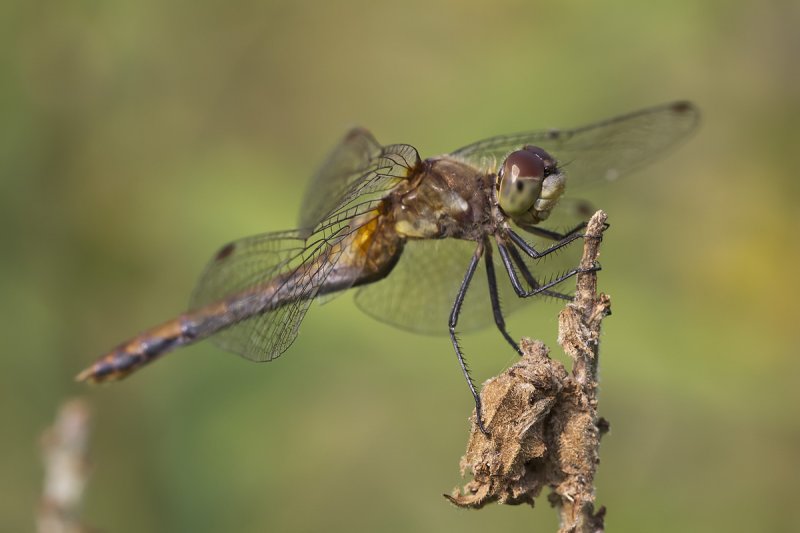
[{"x1": 449, "y1": 241, "x2": 491, "y2": 436}]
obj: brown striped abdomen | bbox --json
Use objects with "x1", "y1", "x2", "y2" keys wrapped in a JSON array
[
  {"x1": 75, "y1": 299, "x2": 234, "y2": 383},
  {"x1": 76, "y1": 217, "x2": 404, "y2": 384}
]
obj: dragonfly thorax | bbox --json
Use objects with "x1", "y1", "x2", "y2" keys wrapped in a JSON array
[{"x1": 392, "y1": 156, "x2": 495, "y2": 241}]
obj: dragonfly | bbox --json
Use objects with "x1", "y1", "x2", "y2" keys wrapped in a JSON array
[{"x1": 77, "y1": 101, "x2": 699, "y2": 434}]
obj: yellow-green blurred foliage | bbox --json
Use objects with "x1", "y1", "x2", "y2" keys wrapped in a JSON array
[{"x1": 2, "y1": 1, "x2": 798, "y2": 531}]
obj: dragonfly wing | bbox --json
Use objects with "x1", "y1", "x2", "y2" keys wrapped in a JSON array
[
  {"x1": 191, "y1": 195, "x2": 387, "y2": 362},
  {"x1": 355, "y1": 239, "x2": 483, "y2": 334},
  {"x1": 191, "y1": 127, "x2": 420, "y2": 362},
  {"x1": 354, "y1": 238, "x2": 571, "y2": 335},
  {"x1": 451, "y1": 101, "x2": 699, "y2": 189},
  {"x1": 191, "y1": 231, "x2": 308, "y2": 308},
  {"x1": 298, "y1": 127, "x2": 420, "y2": 232},
  {"x1": 189, "y1": 230, "x2": 328, "y2": 361}
]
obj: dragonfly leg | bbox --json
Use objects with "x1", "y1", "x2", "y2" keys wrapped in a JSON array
[
  {"x1": 527, "y1": 220, "x2": 611, "y2": 243},
  {"x1": 449, "y1": 241, "x2": 490, "y2": 436},
  {"x1": 506, "y1": 227, "x2": 584, "y2": 259},
  {"x1": 524, "y1": 262, "x2": 601, "y2": 297},
  {"x1": 497, "y1": 237, "x2": 601, "y2": 299},
  {"x1": 526, "y1": 222, "x2": 587, "y2": 242},
  {"x1": 496, "y1": 240, "x2": 572, "y2": 300},
  {"x1": 484, "y1": 241, "x2": 523, "y2": 356}
]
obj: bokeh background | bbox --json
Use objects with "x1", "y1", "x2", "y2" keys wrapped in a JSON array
[{"x1": 3, "y1": 0, "x2": 798, "y2": 531}]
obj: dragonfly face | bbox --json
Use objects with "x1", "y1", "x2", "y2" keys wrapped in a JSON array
[
  {"x1": 496, "y1": 146, "x2": 565, "y2": 228},
  {"x1": 78, "y1": 101, "x2": 699, "y2": 433}
]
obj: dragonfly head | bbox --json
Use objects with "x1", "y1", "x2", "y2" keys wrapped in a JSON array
[{"x1": 497, "y1": 146, "x2": 565, "y2": 229}]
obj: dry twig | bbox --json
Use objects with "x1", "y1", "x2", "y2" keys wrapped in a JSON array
[
  {"x1": 39, "y1": 398, "x2": 93, "y2": 533},
  {"x1": 447, "y1": 210, "x2": 611, "y2": 533}
]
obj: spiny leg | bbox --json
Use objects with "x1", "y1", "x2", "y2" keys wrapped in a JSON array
[
  {"x1": 526, "y1": 221, "x2": 587, "y2": 242},
  {"x1": 495, "y1": 240, "x2": 527, "y2": 296},
  {"x1": 484, "y1": 240, "x2": 523, "y2": 355},
  {"x1": 504, "y1": 241, "x2": 571, "y2": 301},
  {"x1": 506, "y1": 227, "x2": 584, "y2": 259},
  {"x1": 525, "y1": 220, "x2": 610, "y2": 245},
  {"x1": 497, "y1": 237, "x2": 600, "y2": 298},
  {"x1": 450, "y1": 241, "x2": 490, "y2": 436}
]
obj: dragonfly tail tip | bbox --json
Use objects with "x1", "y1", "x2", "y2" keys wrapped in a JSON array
[{"x1": 74, "y1": 366, "x2": 96, "y2": 384}]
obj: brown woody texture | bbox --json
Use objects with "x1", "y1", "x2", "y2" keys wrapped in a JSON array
[
  {"x1": 447, "y1": 210, "x2": 611, "y2": 533},
  {"x1": 39, "y1": 398, "x2": 92, "y2": 533}
]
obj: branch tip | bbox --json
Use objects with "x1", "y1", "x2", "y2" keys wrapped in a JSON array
[{"x1": 448, "y1": 210, "x2": 610, "y2": 533}]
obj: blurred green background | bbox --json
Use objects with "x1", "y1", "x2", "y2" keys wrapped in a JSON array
[{"x1": 3, "y1": 0, "x2": 798, "y2": 531}]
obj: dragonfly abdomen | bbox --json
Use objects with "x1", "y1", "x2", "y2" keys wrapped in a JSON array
[
  {"x1": 77, "y1": 216, "x2": 403, "y2": 384},
  {"x1": 75, "y1": 268, "x2": 323, "y2": 383},
  {"x1": 75, "y1": 310, "x2": 216, "y2": 383}
]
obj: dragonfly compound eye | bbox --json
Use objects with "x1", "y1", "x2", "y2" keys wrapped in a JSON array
[{"x1": 498, "y1": 148, "x2": 546, "y2": 216}]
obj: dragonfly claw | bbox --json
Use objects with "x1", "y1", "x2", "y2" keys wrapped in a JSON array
[{"x1": 476, "y1": 417, "x2": 491, "y2": 438}]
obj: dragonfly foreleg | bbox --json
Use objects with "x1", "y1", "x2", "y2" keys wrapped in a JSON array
[
  {"x1": 506, "y1": 227, "x2": 584, "y2": 259},
  {"x1": 483, "y1": 241, "x2": 523, "y2": 356},
  {"x1": 525, "y1": 222, "x2": 586, "y2": 242},
  {"x1": 500, "y1": 221, "x2": 607, "y2": 296},
  {"x1": 449, "y1": 241, "x2": 490, "y2": 436},
  {"x1": 497, "y1": 237, "x2": 600, "y2": 299},
  {"x1": 496, "y1": 240, "x2": 572, "y2": 300},
  {"x1": 526, "y1": 220, "x2": 611, "y2": 245}
]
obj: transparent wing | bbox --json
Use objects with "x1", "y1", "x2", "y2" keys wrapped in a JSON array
[
  {"x1": 188, "y1": 229, "x2": 340, "y2": 361},
  {"x1": 451, "y1": 101, "x2": 700, "y2": 187},
  {"x1": 298, "y1": 127, "x2": 420, "y2": 232},
  {"x1": 355, "y1": 239, "x2": 482, "y2": 334},
  {"x1": 354, "y1": 237, "x2": 575, "y2": 336},
  {"x1": 188, "y1": 130, "x2": 420, "y2": 362},
  {"x1": 191, "y1": 231, "x2": 308, "y2": 308},
  {"x1": 191, "y1": 188, "x2": 389, "y2": 362}
]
